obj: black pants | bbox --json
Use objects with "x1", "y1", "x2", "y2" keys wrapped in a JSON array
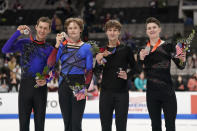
[
  {"x1": 58, "y1": 80, "x2": 86, "y2": 131},
  {"x1": 146, "y1": 91, "x2": 177, "y2": 131},
  {"x1": 19, "y1": 77, "x2": 48, "y2": 131},
  {"x1": 99, "y1": 91, "x2": 129, "y2": 131}
]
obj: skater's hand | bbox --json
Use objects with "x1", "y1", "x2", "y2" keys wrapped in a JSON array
[
  {"x1": 75, "y1": 89, "x2": 87, "y2": 101},
  {"x1": 55, "y1": 33, "x2": 64, "y2": 48},
  {"x1": 96, "y1": 53, "x2": 104, "y2": 64},
  {"x1": 177, "y1": 52, "x2": 186, "y2": 62},
  {"x1": 96, "y1": 51, "x2": 111, "y2": 65},
  {"x1": 139, "y1": 49, "x2": 149, "y2": 60},
  {"x1": 17, "y1": 25, "x2": 30, "y2": 34},
  {"x1": 102, "y1": 50, "x2": 112, "y2": 57},
  {"x1": 36, "y1": 79, "x2": 46, "y2": 87},
  {"x1": 117, "y1": 70, "x2": 127, "y2": 80}
]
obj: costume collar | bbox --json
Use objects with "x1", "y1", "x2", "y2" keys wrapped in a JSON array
[
  {"x1": 62, "y1": 39, "x2": 81, "y2": 46},
  {"x1": 146, "y1": 39, "x2": 161, "y2": 52},
  {"x1": 30, "y1": 34, "x2": 45, "y2": 45}
]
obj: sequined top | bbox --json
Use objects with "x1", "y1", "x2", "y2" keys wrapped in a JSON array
[{"x1": 2, "y1": 30, "x2": 53, "y2": 77}]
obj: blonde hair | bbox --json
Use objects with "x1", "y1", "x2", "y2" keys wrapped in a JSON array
[{"x1": 64, "y1": 18, "x2": 84, "y2": 31}]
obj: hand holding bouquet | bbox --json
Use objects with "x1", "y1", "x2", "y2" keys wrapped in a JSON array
[
  {"x1": 69, "y1": 83, "x2": 87, "y2": 101},
  {"x1": 175, "y1": 29, "x2": 195, "y2": 65},
  {"x1": 34, "y1": 66, "x2": 54, "y2": 88}
]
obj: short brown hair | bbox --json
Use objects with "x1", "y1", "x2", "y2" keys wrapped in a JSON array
[
  {"x1": 104, "y1": 20, "x2": 122, "y2": 32},
  {"x1": 64, "y1": 18, "x2": 84, "y2": 31},
  {"x1": 146, "y1": 17, "x2": 161, "y2": 27},
  {"x1": 36, "y1": 17, "x2": 52, "y2": 29}
]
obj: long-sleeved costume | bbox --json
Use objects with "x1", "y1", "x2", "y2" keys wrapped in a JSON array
[
  {"x1": 139, "y1": 41, "x2": 186, "y2": 131},
  {"x1": 2, "y1": 30, "x2": 53, "y2": 131},
  {"x1": 94, "y1": 43, "x2": 137, "y2": 131},
  {"x1": 48, "y1": 41, "x2": 93, "y2": 87},
  {"x1": 47, "y1": 41, "x2": 93, "y2": 131},
  {"x1": 2, "y1": 31, "x2": 53, "y2": 77}
]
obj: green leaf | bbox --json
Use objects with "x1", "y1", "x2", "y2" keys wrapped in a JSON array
[
  {"x1": 40, "y1": 76, "x2": 44, "y2": 79},
  {"x1": 88, "y1": 40, "x2": 99, "y2": 56},
  {"x1": 36, "y1": 73, "x2": 42, "y2": 78},
  {"x1": 75, "y1": 82, "x2": 80, "y2": 86},
  {"x1": 43, "y1": 66, "x2": 49, "y2": 75}
]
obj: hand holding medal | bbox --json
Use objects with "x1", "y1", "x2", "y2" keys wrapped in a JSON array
[
  {"x1": 140, "y1": 39, "x2": 161, "y2": 60},
  {"x1": 17, "y1": 25, "x2": 31, "y2": 35}
]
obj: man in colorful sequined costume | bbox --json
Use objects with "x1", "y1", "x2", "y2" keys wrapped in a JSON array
[
  {"x1": 47, "y1": 18, "x2": 93, "y2": 131},
  {"x1": 2, "y1": 17, "x2": 53, "y2": 131}
]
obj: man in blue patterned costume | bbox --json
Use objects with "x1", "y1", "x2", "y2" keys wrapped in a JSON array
[
  {"x1": 48, "y1": 18, "x2": 93, "y2": 131},
  {"x1": 2, "y1": 17, "x2": 53, "y2": 131}
]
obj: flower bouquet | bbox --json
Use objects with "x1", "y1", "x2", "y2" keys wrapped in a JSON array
[
  {"x1": 88, "y1": 40, "x2": 118, "y2": 65},
  {"x1": 69, "y1": 82, "x2": 87, "y2": 101},
  {"x1": 87, "y1": 40, "x2": 100, "y2": 56},
  {"x1": 87, "y1": 40, "x2": 107, "y2": 64},
  {"x1": 34, "y1": 66, "x2": 54, "y2": 88},
  {"x1": 176, "y1": 30, "x2": 195, "y2": 55},
  {"x1": 69, "y1": 82, "x2": 87, "y2": 96},
  {"x1": 175, "y1": 29, "x2": 195, "y2": 65}
]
